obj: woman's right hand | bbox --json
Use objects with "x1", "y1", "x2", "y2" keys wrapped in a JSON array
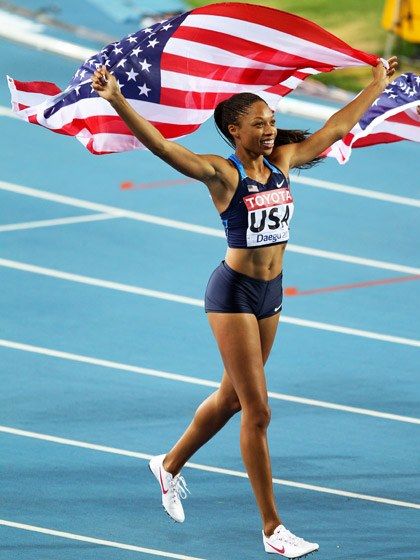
[{"x1": 91, "y1": 66, "x2": 120, "y2": 102}]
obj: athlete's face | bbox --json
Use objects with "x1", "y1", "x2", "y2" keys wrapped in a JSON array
[{"x1": 228, "y1": 101, "x2": 277, "y2": 154}]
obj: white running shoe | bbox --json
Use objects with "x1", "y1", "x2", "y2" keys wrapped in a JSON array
[
  {"x1": 149, "y1": 454, "x2": 190, "y2": 523},
  {"x1": 263, "y1": 525, "x2": 319, "y2": 558}
]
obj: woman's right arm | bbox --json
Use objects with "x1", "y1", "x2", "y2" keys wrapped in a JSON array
[{"x1": 92, "y1": 66, "x2": 222, "y2": 183}]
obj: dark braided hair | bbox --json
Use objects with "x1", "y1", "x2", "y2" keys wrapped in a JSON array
[{"x1": 214, "y1": 93, "x2": 323, "y2": 170}]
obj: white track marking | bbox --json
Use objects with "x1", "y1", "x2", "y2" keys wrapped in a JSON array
[
  {"x1": 0, "y1": 338, "x2": 419, "y2": 424},
  {"x1": 287, "y1": 245, "x2": 420, "y2": 274},
  {"x1": 1, "y1": 180, "x2": 419, "y2": 274},
  {"x1": 0, "y1": 213, "x2": 116, "y2": 233},
  {"x1": 1, "y1": 258, "x2": 419, "y2": 347},
  {"x1": 0, "y1": 425, "x2": 418, "y2": 509},
  {"x1": 0, "y1": 519, "x2": 205, "y2": 559},
  {"x1": 279, "y1": 316, "x2": 420, "y2": 346},
  {"x1": 0, "y1": 106, "x2": 18, "y2": 119},
  {"x1": 0, "y1": 258, "x2": 204, "y2": 306},
  {"x1": 292, "y1": 175, "x2": 420, "y2": 207}
]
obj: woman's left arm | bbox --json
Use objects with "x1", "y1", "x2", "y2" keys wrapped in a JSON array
[{"x1": 272, "y1": 56, "x2": 398, "y2": 171}]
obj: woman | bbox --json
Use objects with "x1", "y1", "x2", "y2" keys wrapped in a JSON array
[{"x1": 92, "y1": 56, "x2": 397, "y2": 559}]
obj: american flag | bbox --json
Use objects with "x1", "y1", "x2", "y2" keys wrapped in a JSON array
[
  {"x1": 324, "y1": 73, "x2": 420, "y2": 164},
  {"x1": 7, "y1": 2, "x2": 379, "y2": 155}
]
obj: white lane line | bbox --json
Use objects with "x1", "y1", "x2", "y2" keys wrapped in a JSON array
[
  {"x1": 0, "y1": 213, "x2": 116, "y2": 233},
  {"x1": 0, "y1": 519, "x2": 205, "y2": 559},
  {"x1": 280, "y1": 316, "x2": 420, "y2": 347},
  {"x1": 1, "y1": 258, "x2": 419, "y2": 347},
  {"x1": 292, "y1": 175, "x2": 420, "y2": 208},
  {"x1": 0, "y1": 106, "x2": 19, "y2": 119},
  {"x1": 0, "y1": 338, "x2": 419, "y2": 424},
  {"x1": 287, "y1": 245, "x2": 420, "y2": 275},
  {"x1": 1, "y1": 180, "x2": 419, "y2": 275},
  {"x1": 1, "y1": 425, "x2": 418, "y2": 510},
  {"x1": 0, "y1": 257, "x2": 204, "y2": 307}
]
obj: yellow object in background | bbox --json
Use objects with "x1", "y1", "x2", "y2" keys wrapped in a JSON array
[{"x1": 382, "y1": 0, "x2": 420, "y2": 43}]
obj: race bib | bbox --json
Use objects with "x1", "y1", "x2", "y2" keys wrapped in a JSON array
[{"x1": 243, "y1": 188, "x2": 294, "y2": 247}]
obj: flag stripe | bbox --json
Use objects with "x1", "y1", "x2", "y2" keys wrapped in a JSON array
[
  {"x1": 387, "y1": 110, "x2": 420, "y2": 126},
  {"x1": 161, "y1": 69, "x2": 274, "y2": 94},
  {"x1": 9, "y1": 87, "x2": 56, "y2": 108},
  {"x1": 10, "y1": 79, "x2": 61, "y2": 96},
  {"x1": 164, "y1": 34, "x2": 283, "y2": 71},
  {"x1": 79, "y1": 128, "x2": 198, "y2": 155},
  {"x1": 28, "y1": 111, "x2": 200, "y2": 138},
  {"x1": 169, "y1": 27, "x2": 332, "y2": 71},
  {"x1": 161, "y1": 51, "x2": 315, "y2": 87},
  {"x1": 354, "y1": 119, "x2": 420, "y2": 143},
  {"x1": 160, "y1": 88, "x2": 230, "y2": 110},
  {"x1": 191, "y1": 4, "x2": 377, "y2": 65},
  {"x1": 25, "y1": 96, "x2": 213, "y2": 129},
  {"x1": 352, "y1": 132, "x2": 404, "y2": 147},
  {"x1": 182, "y1": 13, "x2": 376, "y2": 67}
]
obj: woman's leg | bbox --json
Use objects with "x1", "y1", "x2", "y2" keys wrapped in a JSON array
[
  {"x1": 206, "y1": 312, "x2": 281, "y2": 537},
  {"x1": 163, "y1": 369, "x2": 241, "y2": 475},
  {"x1": 165, "y1": 312, "x2": 281, "y2": 536},
  {"x1": 163, "y1": 313, "x2": 280, "y2": 477}
]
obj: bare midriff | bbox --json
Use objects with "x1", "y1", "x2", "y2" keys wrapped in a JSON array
[{"x1": 225, "y1": 243, "x2": 287, "y2": 281}]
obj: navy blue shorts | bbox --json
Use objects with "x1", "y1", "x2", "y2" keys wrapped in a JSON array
[{"x1": 205, "y1": 261, "x2": 283, "y2": 320}]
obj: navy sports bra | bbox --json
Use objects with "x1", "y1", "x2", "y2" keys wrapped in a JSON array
[{"x1": 220, "y1": 154, "x2": 294, "y2": 248}]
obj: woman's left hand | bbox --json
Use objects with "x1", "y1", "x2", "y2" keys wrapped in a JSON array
[{"x1": 372, "y1": 56, "x2": 398, "y2": 88}]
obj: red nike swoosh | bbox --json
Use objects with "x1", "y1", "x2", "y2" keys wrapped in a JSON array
[
  {"x1": 267, "y1": 541, "x2": 285, "y2": 554},
  {"x1": 159, "y1": 468, "x2": 169, "y2": 494},
  {"x1": 159, "y1": 468, "x2": 169, "y2": 495}
]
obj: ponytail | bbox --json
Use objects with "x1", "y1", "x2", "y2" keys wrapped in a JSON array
[{"x1": 275, "y1": 129, "x2": 324, "y2": 170}]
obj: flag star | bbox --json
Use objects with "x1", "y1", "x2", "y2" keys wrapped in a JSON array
[
  {"x1": 389, "y1": 94, "x2": 397, "y2": 99},
  {"x1": 75, "y1": 85, "x2": 81, "y2": 96},
  {"x1": 372, "y1": 97, "x2": 380, "y2": 106},
  {"x1": 139, "y1": 58, "x2": 152, "y2": 72},
  {"x1": 126, "y1": 68, "x2": 139, "y2": 81},
  {"x1": 162, "y1": 23, "x2": 172, "y2": 31},
  {"x1": 143, "y1": 27, "x2": 153, "y2": 34},
  {"x1": 147, "y1": 38, "x2": 159, "y2": 48},
  {"x1": 79, "y1": 70, "x2": 86, "y2": 78},
  {"x1": 384, "y1": 88, "x2": 393, "y2": 94},
  {"x1": 116, "y1": 80, "x2": 124, "y2": 89},
  {"x1": 104, "y1": 59, "x2": 111, "y2": 67},
  {"x1": 117, "y1": 58, "x2": 128, "y2": 68},
  {"x1": 138, "y1": 83, "x2": 151, "y2": 97},
  {"x1": 408, "y1": 90, "x2": 416, "y2": 97},
  {"x1": 132, "y1": 47, "x2": 143, "y2": 57},
  {"x1": 95, "y1": 62, "x2": 102, "y2": 69},
  {"x1": 416, "y1": 76, "x2": 420, "y2": 86},
  {"x1": 113, "y1": 46, "x2": 123, "y2": 55},
  {"x1": 127, "y1": 36, "x2": 137, "y2": 44}
]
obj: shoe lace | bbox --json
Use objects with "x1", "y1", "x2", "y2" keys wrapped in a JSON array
[
  {"x1": 275, "y1": 527, "x2": 305, "y2": 546},
  {"x1": 170, "y1": 475, "x2": 190, "y2": 502}
]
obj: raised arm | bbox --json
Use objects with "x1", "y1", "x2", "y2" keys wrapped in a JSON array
[
  {"x1": 91, "y1": 66, "x2": 222, "y2": 182},
  {"x1": 272, "y1": 56, "x2": 398, "y2": 171}
]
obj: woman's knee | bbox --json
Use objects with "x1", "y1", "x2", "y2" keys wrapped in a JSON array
[
  {"x1": 217, "y1": 391, "x2": 242, "y2": 416},
  {"x1": 242, "y1": 403, "x2": 271, "y2": 429}
]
